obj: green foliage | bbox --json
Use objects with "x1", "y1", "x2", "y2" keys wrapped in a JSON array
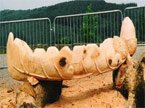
[
  {"x1": 81, "y1": 4, "x2": 99, "y2": 43},
  {"x1": 0, "y1": 1, "x2": 137, "y2": 21},
  {"x1": 60, "y1": 36, "x2": 70, "y2": 44}
]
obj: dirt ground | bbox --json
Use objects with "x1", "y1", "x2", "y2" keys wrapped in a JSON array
[
  {"x1": 0, "y1": 72, "x2": 127, "y2": 108},
  {"x1": 45, "y1": 72, "x2": 127, "y2": 108},
  {"x1": 0, "y1": 46, "x2": 145, "y2": 108}
]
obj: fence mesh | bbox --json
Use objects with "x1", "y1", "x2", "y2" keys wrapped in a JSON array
[
  {"x1": 124, "y1": 6, "x2": 145, "y2": 44},
  {"x1": 0, "y1": 18, "x2": 51, "y2": 68},
  {"x1": 54, "y1": 10, "x2": 122, "y2": 49}
]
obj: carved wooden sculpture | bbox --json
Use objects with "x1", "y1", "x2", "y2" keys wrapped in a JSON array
[
  {"x1": 6, "y1": 17, "x2": 137, "y2": 107},
  {"x1": 7, "y1": 17, "x2": 137, "y2": 82}
]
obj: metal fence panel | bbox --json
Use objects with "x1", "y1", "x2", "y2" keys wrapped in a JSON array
[
  {"x1": 54, "y1": 10, "x2": 123, "y2": 49},
  {"x1": 124, "y1": 6, "x2": 145, "y2": 44},
  {"x1": 0, "y1": 18, "x2": 52, "y2": 68},
  {"x1": 0, "y1": 7, "x2": 145, "y2": 69}
]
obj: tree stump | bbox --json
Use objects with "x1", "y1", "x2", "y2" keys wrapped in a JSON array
[
  {"x1": 113, "y1": 53, "x2": 145, "y2": 108},
  {"x1": 16, "y1": 80, "x2": 62, "y2": 108}
]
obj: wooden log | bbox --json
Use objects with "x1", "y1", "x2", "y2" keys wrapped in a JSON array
[
  {"x1": 16, "y1": 80, "x2": 62, "y2": 108},
  {"x1": 113, "y1": 53, "x2": 145, "y2": 108}
]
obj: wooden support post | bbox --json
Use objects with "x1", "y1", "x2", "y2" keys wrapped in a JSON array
[{"x1": 16, "y1": 80, "x2": 62, "y2": 108}]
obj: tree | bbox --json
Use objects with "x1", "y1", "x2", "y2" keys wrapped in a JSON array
[{"x1": 81, "y1": 4, "x2": 99, "y2": 43}]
